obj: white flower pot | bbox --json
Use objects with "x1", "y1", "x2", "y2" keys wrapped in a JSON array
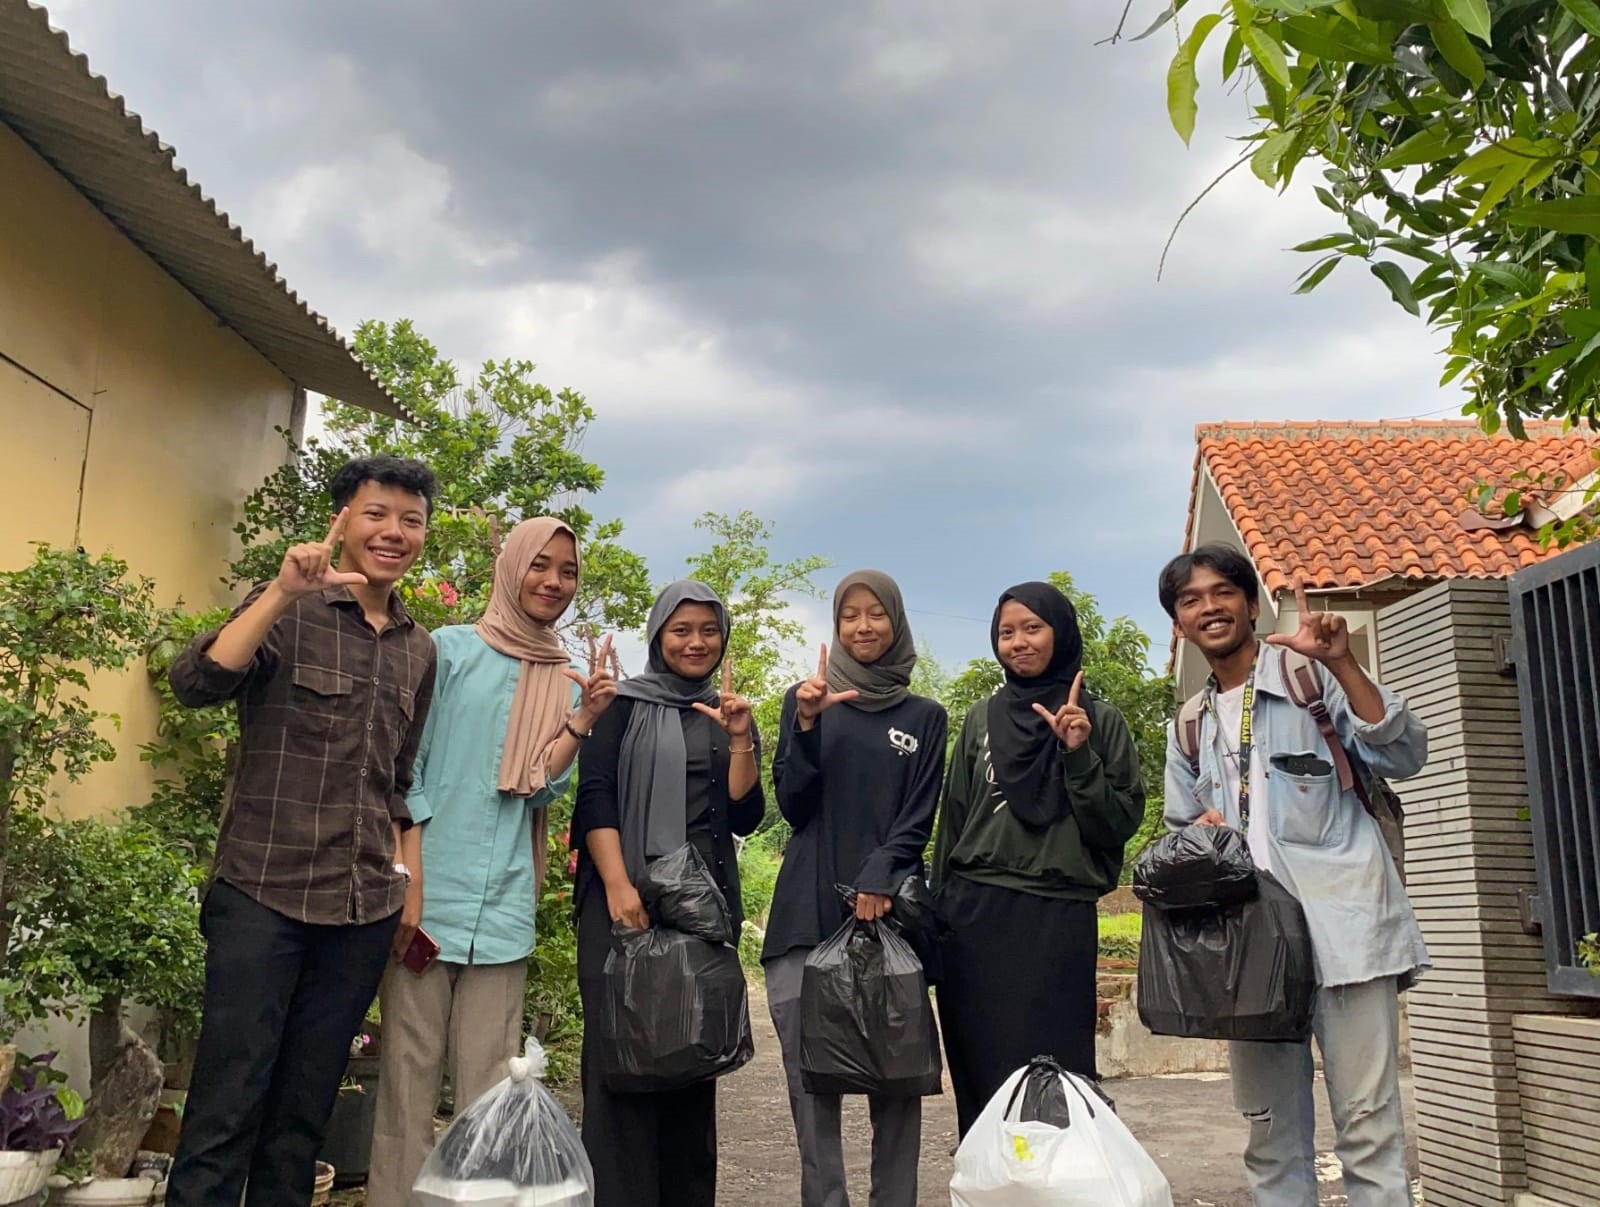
[
  {"x1": 46, "y1": 1174, "x2": 166, "y2": 1206},
  {"x1": 0, "y1": 1148, "x2": 61, "y2": 1203}
]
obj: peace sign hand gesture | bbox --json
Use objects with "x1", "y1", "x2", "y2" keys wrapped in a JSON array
[
  {"x1": 276, "y1": 509, "x2": 368, "y2": 598},
  {"x1": 795, "y1": 643, "x2": 859, "y2": 731},
  {"x1": 693, "y1": 660, "x2": 753, "y2": 740},
  {"x1": 1266, "y1": 578, "x2": 1350, "y2": 665},
  {"x1": 1032, "y1": 670, "x2": 1092, "y2": 753},
  {"x1": 563, "y1": 631, "x2": 619, "y2": 730}
]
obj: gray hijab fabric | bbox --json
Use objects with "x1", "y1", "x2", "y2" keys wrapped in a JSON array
[
  {"x1": 614, "y1": 580, "x2": 730, "y2": 883},
  {"x1": 826, "y1": 569, "x2": 915, "y2": 713}
]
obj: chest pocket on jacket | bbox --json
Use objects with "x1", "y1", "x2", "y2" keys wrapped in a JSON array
[{"x1": 1269, "y1": 751, "x2": 1346, "y2": 847}]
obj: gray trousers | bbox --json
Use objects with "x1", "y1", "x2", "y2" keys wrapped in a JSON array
[
  {"x1": 765, "y1": 949, "x2": 921, "y2": 1207},
  {"x1": 367, "y1": 957, "x2": 528, "y2": 1207},
  {"x1": 1229, "y1": 976, "x2": 1413, "y2": 1207}
]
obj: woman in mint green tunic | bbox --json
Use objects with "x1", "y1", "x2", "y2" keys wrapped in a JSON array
[{"x1": 368, "y1": 517, "x2": 617, "y2": 1204}]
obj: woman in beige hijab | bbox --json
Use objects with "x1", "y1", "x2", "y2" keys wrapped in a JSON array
[{"x1": 370, "y1": 518, "x2": 617, "y2": 1205}]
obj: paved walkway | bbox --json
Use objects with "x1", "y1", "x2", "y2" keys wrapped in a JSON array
[{"x1": 716, "y1": 985, "x2": 1420, "y2": 1206}]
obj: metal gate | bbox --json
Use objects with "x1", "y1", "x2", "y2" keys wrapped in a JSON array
[{"x1": 1510, "y1": 541, "x2": 1600, "y2": 999}]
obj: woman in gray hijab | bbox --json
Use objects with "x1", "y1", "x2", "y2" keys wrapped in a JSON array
[
  {"x1": 761, "y1": 570, "x2": 949, "y2": 1207},
  {"x1": 571, "y1": 580, "x2": 765, "y2": 1207}
]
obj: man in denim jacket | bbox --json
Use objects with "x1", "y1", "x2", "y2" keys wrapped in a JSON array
[{"x1": 1160, "y1": 544, "x2": 1429, "y2": 1207}]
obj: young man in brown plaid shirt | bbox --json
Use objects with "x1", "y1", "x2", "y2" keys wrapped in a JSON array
[{"x1": 166, "y1": 455, "x2": 438, "y2": 1207}]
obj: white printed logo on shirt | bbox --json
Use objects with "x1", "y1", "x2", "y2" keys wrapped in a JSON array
[{"x1": 888, "y1": 728, "x2": 919, "y2": 757}]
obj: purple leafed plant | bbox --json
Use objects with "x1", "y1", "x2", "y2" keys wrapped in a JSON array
[{"x1": 1, "y1": 1052, "x2": 86, "y2": 1153}]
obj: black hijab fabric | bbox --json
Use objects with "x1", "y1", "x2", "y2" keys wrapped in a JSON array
[{"x1": 985, "y1": 582, "x2": 1085, "y2": 816}]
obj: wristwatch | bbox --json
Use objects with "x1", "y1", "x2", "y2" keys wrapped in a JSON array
[{"x1": 394, "y1": 862, "x2": 412, "y2": 883}]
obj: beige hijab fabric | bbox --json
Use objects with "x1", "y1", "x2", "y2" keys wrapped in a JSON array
[{"x1": 474, "y1": 518, "x2": 579, "y2": 886}]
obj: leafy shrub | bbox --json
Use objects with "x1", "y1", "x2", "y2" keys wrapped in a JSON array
[{"x1": 1097, "y1": 911, "x2": 1142, "y2": 962}]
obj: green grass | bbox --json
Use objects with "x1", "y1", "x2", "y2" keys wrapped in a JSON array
[{"x1": 1098, "y1": 910, "x2": 1142, "y2": 961}]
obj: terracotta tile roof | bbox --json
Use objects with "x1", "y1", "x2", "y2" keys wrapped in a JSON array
[{"x1": 1191, "y1": 420, "x2": 1600, "y2": 594}]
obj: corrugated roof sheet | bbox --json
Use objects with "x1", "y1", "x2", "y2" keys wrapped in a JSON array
[{"x1": 0, "y1": 0, "x2": 405, "y2": 418}]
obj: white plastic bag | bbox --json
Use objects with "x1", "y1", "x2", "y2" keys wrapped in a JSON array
[
  {"x1": 950, "y1": 1058, "x2": 1172, "y2": 1207},
  {"x1": 412, "y1": 1036, "x2": 594, "y2": 1207}
]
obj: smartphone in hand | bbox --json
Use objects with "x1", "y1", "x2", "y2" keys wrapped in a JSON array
[{"x1": 402, "y1": 926, "x2": 441, "y2": 975}]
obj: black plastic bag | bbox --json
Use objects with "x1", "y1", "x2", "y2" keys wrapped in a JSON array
[
  {"x1": 598, "y1": 925, "x2": 754, "y2": 1092},
  {"x1": 1133, "y1": 823, "x2": 1258, "y2": 912},
  {"x1": 638, "y1": 843, "x2": 734, "y2": 944},
  {"x1": 1136, "y1": 869, "x2": 1315, "y2": 1043},
  {"x1": 800, "y1": 916, "x2": 942, "y2": 1097},
  {"x1": 886, "y1": 871, "x2": 942, "y2": 982},
  {"x1": 1016, "y1": 1055, "x2": 1073, "y2": 1127}
]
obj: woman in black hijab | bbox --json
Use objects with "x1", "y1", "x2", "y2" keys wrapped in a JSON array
[{"x1": 931, "y1": 581, "x2": 1147, "y2": 1136}]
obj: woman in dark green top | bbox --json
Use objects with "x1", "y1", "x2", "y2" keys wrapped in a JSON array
[{"x1": 931, "y1": 581, "x2": 1146, "y2": 1136}]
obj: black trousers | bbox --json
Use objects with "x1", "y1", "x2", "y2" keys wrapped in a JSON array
[
  {"x1": 934, "y1": 875, "x2": 1098, "y2": 1138},
  {"x1": 167, "y1": 881, "x2": 398, "y2": 1207},
  {"x1": 576, "y1": 887, "x2": 718, "y2": 1207}
]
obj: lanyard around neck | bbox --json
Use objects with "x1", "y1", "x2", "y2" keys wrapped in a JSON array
[{"x1": 1212, "y1": 665, "x2": 1257, "y2": 831}]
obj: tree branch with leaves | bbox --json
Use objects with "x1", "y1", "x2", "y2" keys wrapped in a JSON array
[{"x1": 1129, "y1": 0, "x2": 1600, "y2": 538}]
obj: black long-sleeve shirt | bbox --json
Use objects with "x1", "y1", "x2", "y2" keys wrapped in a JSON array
[
  {"x1": 572, "y1": 698, "x2": 765, "y2": 932},
  {"x1": 760, "y1": 687, "x2": 948, "y2": 962}
]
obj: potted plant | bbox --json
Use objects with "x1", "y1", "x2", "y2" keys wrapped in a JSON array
[
  {"x1": 317, "y1": 1004, "x2": 381, "y2": 1187},
  {"x1": 0, "y1": 1051, "x2": 86, "y2": 1204},
  {"x1": 3, "y1": 819, "x2": 202, "y2": 1206}
]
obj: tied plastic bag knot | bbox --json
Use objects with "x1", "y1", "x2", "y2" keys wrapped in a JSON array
[
  {"x1": 412, "y1": 1033, "x2": 593, "y2": 1207},
  {"x1": 1132, "y1": 823, "x2": 1257, "y2": 912},
  {"x1": 638, "y1": 843, "x2": 735, "y2": 943},
  {"x1": 951, "y1": 1058, "x2": 1172, "y2": 1206},
  {"x1": 1136, "y1": 868, "x2": 1315, "y2": 1043},
  {"x1": 506, "y1": 1036, "x2": 547, "y2": 1084}
]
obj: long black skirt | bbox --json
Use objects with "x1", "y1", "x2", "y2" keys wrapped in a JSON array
[
  {"x1": 934, "y1": 873, "x2": 1099, "y2": 1137},
  {"x1": 576, "y1": 886, "x2": 718, "y2": 1207}
]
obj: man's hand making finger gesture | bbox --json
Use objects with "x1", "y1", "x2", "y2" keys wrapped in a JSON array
[
  {"x1": 564, "y1": 630, "x2": 619, "y2": 733},
  {"x1": 1033, "y1": 670, "x2": 1092, "y2": 752},
  {"x1": 276, "y1": 509, "x2": 368, "y2": 598},
  {"x1": 1267, "y1": 578, "x2": 1351, "y2": 665},
  {"x1": 795, "y1": 643, "x2": 859, "y2": 731}
]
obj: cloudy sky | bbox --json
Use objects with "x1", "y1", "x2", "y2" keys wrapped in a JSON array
[{"x1": 47, "y1": 0, "x2": 1461, "y2": 671}]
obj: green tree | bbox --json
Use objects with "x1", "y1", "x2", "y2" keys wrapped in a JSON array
[
  {"x1": 1125, "y1": 0, "x2": 1600, "y2": 536},
  {"x1": 681, "y1": 511, "x2": 830, "y2": 814},
  {"x1": 130, "y1": 607, "x2": 236, "y2": 864},
  {"x1": 680, "y1": 511, "x2": 830, "y2": 949},
  {"x1": 0, "y1": 546, "x2": 156, "y2": 984},
  {"x1": 231, "y1": 318, "x2": 652, "y2": 634}
]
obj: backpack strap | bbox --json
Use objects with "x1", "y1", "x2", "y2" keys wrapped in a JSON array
[
  {"x1": 1277, "y1": 648, "x2": 1374, "y2": 810},
  {"x1": 1174, "y1": 691, "x2": 1206, "y2": 776}
]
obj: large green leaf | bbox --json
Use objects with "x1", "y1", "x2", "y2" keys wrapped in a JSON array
[
  {"x1": 1251, "y1": 129, "x2": 1298, "y2": 183},
  {"x1": 1295, "y1": 255, "x2": 1343, "y2": 292},
  {"x1": 1504, "y1": 197, "x2": 1600, "y2": 236},
  {"x1": 1167, "y1": 14, "x2": 1225, "y2": 145},
  {"x1": 1281, "y1": 14, "x2": 1393, "y2": 63},
  {"x1": 1430, "y1": 19, "x2": 1485, "y2": 87},
  {"x1": 1441, "y1": 0, "x2": 1492, "y2": 41},
  {"x1": 1377, "y1": 124, "x2": 1472, "y2": 168},
  {"x1": 1473, "y1": 261, "x2": 1542, "y2": 297},
  {"x1": 1241, "y1": 18, "x2": 1294, "y2": 86},
  {"x1": 1559, "y1": 0, "x2": 1600, "y2": 38},
  {"x1": 1371, "y1": 260, "x2": 1422, "y2": 314}
]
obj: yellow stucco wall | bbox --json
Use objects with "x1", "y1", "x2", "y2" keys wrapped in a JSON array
[{"x1": 0, "y1": 120, "x2": 297, "y2": 819}]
